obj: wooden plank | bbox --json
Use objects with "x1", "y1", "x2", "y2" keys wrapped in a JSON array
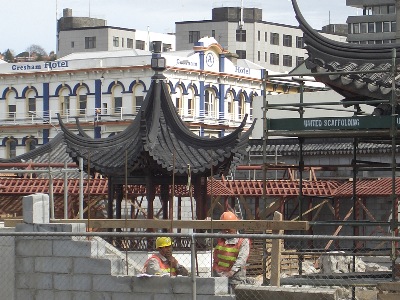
[
  {"x1": 270, "y1": 211, "x2": 283, "y2": 287},
  {"x1": 4, "y1": 218, "x2": 309, "y2": 231},
  {"x1": 377, "y1": 282, "x2": 400, "y2": 292},
  {"x1": 378, "y1": 294, "x2": 400, "y2": 300}
]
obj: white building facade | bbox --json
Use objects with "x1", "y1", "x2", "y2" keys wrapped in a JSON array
[{"x1": 0, "y1": 38, "x2": 327, "y2": 159}]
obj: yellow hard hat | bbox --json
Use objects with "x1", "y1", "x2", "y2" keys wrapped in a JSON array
[{"x1": 156, "y1": 237, "x2": 172, "y2": 248}]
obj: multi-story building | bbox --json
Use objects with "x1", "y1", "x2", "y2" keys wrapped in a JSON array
[
  {"x1": 0, "y1": 36, "x2": 328, "y2": 159},
  {"x1": 346, "y1": 0, "x2": 397, "y2": 44},
  {"x1": 175, "y1": 6, "x2": 347, "y2": 73},
  {"x1": 57, "y1": 8, "x2": 175, "y2": 58}
]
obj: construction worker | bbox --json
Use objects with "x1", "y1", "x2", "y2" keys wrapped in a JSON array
[
  {"x1": 143, "y1": 236, "x2": 189, "y2": 276},
  {"x1": 213, "y1": 211, "x2": 250, "y2": 287}
]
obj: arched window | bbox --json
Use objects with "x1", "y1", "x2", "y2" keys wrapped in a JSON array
[
  {"x1": 6, "y1": 90, "x2": 17, "y2": 120},
  {"x1": 187, "y1": 87, "x2": 195, "y2": 116},
  {"x1": 6, "y1": 138, "x2": 17, "y2": 159},
  {"x1": 175, "y1": 86, "x2": 184, "y2": 115},
  {"x1": 112, "y1": 84, "x2": 123, "y2": 115},
  {"x1": 59, "y1": 88, "x2": 70, "y2": 117},
  {"x1": 25, "y1": 138, "x2": 37, "y2": 152},
  {"x1": 225, "y1": 91, "x2": 234, "y2": 121},
  {"x1": 238, "y1": 93, "x2": 246, "y2": 119},
  {"x1": 205, "y1": 88, "x2": 216, "y2": 118},
  {"x1": 133, "y1": 83, "x2": 145, "y2": 114},
  {"x1": 76, "y1": 86, "x2": 88, "y2": 116},
  {"x1": 26, "y1": 89, "x2": 36, "y2": 118}
]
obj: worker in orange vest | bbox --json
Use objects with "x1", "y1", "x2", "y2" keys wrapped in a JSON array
[
  {"x1": 143, "y1": 237, "x2": 189, "y2": 276},
  {"x1": 213, "y1": 211, "x2": 250, "y2": 286}
]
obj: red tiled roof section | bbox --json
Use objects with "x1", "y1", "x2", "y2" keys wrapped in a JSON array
[{"x1": 333, "y1": 178, "x2": 400, "y2": 197}]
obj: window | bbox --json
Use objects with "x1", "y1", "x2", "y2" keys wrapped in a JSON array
[
  {"x1": 283, "y1": 55, "x2": 292, "y2": 67},
  {"x1": 236, "y1": 29, "x2": 246, "y2": 42},
  {"x1": 8, "y1": 105, "x2": 16, "y2": 118},
  {"x1": 204, "y1": 89, "x2": 216, "y2": 118},
  {"x1": 28, "y1": 97, "x2": 36, "y2": 114},
  {"x1": 258, "y1": 31, "x2": 261, "y2": 41},
  {"x1": 121, "y1": 38, "x2": 124, "y2": 48},
  {"x1": 127, "y1": 38, "x2": 134, "y2": 48},
  {"x1": 270, "y1": 53, "x2": 279, "y2": 65},
  {"x1": 136, "y1": 40, "x2": 145, "y2": 50},
  {"x1": 353, "y1": 23, "x2": 360, "y2": 34},
  {"x1": 71, "y1": 41, "x2": 74, "y2": 48},
  {"x1": 383, "y1": 21, "x2": 390, "y2": 32},
  {"x1": 163, "y1": 43, "x2": 172, "y2": 52},
  {"x1": 26, "y1": 138, "x2": 37, "y2": 152},
  {"x1": 135, "y1": 96, "x2": 144, "y2": 112},
  {"x1": 296, "y1": 36, "x2": 304, "y2": 48},
  {"x1": 264, "y1": 32, "x2": 268, "y2": 42},
  {"x1": 388, "y1": 5, "x2": 396, "y2": 14},
  {"x1": 265, "y1": 52, "x2": 267, "y2": 62},
  {"x1": 85, "y1": 36, "x2": 96, "y2": 49},
  {"x1": 60, "y1": 96, "x2": 70, "y2": 116},
  {"x1": 392, "y1": 21, "x2": 396, "y2": 32},
  {"x1": 6, "y1": 139, "x2": 17, "y2": 159},
  {"x1": 270, "y1": 33, "x2": 279, "y2": 45},
  {"x1": 212, "y1": 30, "x2": 216, "y2": 38},
  {"x1": 296, "y1": 56, "x2": 304, "y2": 66},
  {"x1": 236, "y1": 50, "x2": 246, "y2": 59},
  {"x1": 360, "y1": 23, "x2": 367, "y2": 33},
  {"x1": 114, "y1": 97, "x2": 122, "y2": 113},
  {"x1": 258, "y1": 51, "x2": 260, "y2": 61},
  {"x1": 283, "y1": 34, "x2": 292, "y2": 47},
  {"x1": 189, "y1": 31, "x2": 200, "y2": 43},
  {"x1": 226, "y1": 92, "x2": 234, "y2": 120},
  {"x1": 376, "y1": 22, "x2": 383, "y2": 33},
  {"x1": 238, "y1": 94, "x2": 245, "y2": 119},
  {"x1": 368, "y1": 23, "x2": 375, "y2": 33},
  {"x1": 175, "y1": 86, "x2": 184, "y2": 115},
  {"x1": 79, "y1": 95, "x2": 87, "y2": 115},
  {"x1": 113, "y1": 36, "x2": 119, "y2": 47}
]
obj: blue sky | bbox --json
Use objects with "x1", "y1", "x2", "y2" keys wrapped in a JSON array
[{"x1": 1, "y1": 0, "x2": 357, "y2": 55}]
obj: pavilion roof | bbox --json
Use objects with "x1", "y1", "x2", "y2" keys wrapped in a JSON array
[
  {"x1": 292, "y1": 0, "x2": 400, "y2": 109},
  {"x1": 58, "y1": 72, "x2": 255, "y2": 179}
]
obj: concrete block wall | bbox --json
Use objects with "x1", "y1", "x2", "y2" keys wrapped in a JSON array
[
  {"x1": 9, "y1": 193, "x2": 233, "y2": 300},
  {"x1": 14, "y1": 232, "x2": 233, "y2": 300},
  {"x1": 0, "y1": 227, "x2": 15, "y2": 300}
]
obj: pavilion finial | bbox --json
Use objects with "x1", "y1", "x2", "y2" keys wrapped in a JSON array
[{"x1": 151, "y1": 41, "x2": 166, "y2": 80}]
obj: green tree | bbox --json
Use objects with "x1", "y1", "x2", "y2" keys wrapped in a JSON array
[{"x1": 3, "y1": 49, "x2": 15, "y2": 62}]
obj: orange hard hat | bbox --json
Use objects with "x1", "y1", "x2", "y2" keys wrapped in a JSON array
[{"x1": 220, "y1": 211, "x2": 238, "y2": 221}]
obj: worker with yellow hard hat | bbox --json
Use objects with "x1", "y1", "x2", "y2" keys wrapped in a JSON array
[
  {"x1": 142, "y1": 236, "x2": 189, "y2": 276},
  {"x1": 213, "y1": 211, "x2": 250, "y2": 287}
]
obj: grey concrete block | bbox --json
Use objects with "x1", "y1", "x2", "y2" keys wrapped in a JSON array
[
  {"x1": 172, "y1": 277, "x2": 229, "y2": 295},
  {"x1": 15, "y1": 289, "x2": 34, "y2": 300},
  {"x1": 53, "y1": 240, "x2": 92, "y2": 257},
  {"x1": 234, "y1": 285, "x2": 338, "y2": 300},
  {"x1": 72, "y1": 291, "x2": 91, "y2": 300},
  {"x1": 112, "y1": 292, "x2": 151, "y2": 300},
  {"x1": 22, "y1": 193, "x2": 49, "y2": 224},
  {"x1": 92, "y1": 275, "x2": 132, "y2": 293},
  {"x1": 54, "y1": 274, "x2": 92, "y2": 291},
  {"x1": 34, "y1": 273, "x2": 53, "y2": 289},
  {"x1": 16, "y1": 273, "x2": 34, "y2": 289},
  {"x1": 35, "y1": 289, "x2": 55, "y2": 300},
  {"x1": 91, "y1": 292, "x2": 112, "y2": 300},
  {"x1": 35, "y1": 257, "x2": 73, "y2": 273},
  {"x1": 73, "y1": 257, "x2": 112, "y2": 275},
  {"x1": 132, "y1": 276, "x2": 173, "y2": 294},
  {"x1": 15, "y1": 257, "x2": 34, "y2": 273},
  {"x1": 54, "y1": 291, "x2": 73, "y2": 300},
  {"x1": 15, "y1": 239, "x2": 53, "y2": 256}
]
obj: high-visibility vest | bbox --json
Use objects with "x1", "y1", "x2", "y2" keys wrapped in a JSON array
[
  {"x1": 213, "y1": 238, "x2": 244, "y2": 273},
  {"x1": 142, "y1": 254, "x2": 177, "y2": 276}
]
